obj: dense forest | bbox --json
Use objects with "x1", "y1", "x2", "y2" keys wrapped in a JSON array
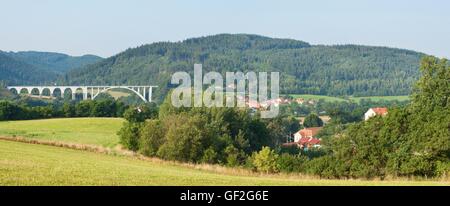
[
  {"x1": 64, "y1": 34, "x2": 424, "y2": 101},
  {"x1": 0, "y1": 51, "x2": 102, "y2": 85}
]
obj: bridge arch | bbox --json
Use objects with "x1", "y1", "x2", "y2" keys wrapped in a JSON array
[
  {"x1": 41, "y1": 88, "x2": 51, "y2": 96},
  {"x1": 92, "y1": 87, "x2": 147, "y2": 102},
  {"x1": 52, "y1": 88, "x2": 62, "y2": 98},
  {"x1": 63, "y1": 88, "x2": 73, "y2": 99},
  {"x1": 9, "y1": 88, "x2": 19, "y2": 95},
  {"x1": 74, "y1": 88, "x2": 85, "y2": 100},
  {"x1": 30, "y1": 88, "x2": 40, "y2": 95},
  {"x1": 19, "y1": 88, "x2": 30, "y2": 95}
]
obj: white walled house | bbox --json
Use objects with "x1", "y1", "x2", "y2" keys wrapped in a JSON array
[{"x1": 364, "y1": 107, "x2": 388, "y2": 121}]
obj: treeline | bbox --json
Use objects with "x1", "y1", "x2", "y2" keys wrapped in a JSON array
[
  {"x1": 0, "y1": 99, "x2": 157, "y2": 121},
  {"x1": 66, "y1": 34, "x2": 423, "y2": 102}
]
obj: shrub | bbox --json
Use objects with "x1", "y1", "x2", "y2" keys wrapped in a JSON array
[
  {"x1": 0, "y1": 101, "x2": 23, "y2": 120},
  {"x1": 277, "y1": 153, "x2": 307, "y2": 173},
  {"x1": 435, "y1": 161, "x2": 450, "y2": 178},
  {"x1": 201, "y1": 147, "x2": 218, "y2": 164},
  {"x1": 252, "y1": 146, "x2": 279, "y2": 173},
  {"x1": 304, "y1": 156, "x2": 338, "y2": 178},
  {"x1": 224, "y1": 145, "x2": 241, "y2": 167},
  {"x1": 123, "y1": 107, "x2": 146, "y2": 123},
  {"x1": 139, "y1": 120, "x2": 165, "y2": 156},
  {"x1": 156, "y1": 114, "x2": 209, "y2": 162},
  {"x1": 62, "y1": 102, "x2": 75, "y2": 117},
  {"x1": 303, "y1": 113, "x2": 323, "y2": 128},
  {"x1": 118, "y1": 122, "x2": 142, "y2": 151}
]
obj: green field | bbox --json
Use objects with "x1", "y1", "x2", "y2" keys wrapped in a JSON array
[
  {"x1": 1, "y1": 140, "x2": 447, "y2": 186},
  {"x1": 350, "y1": 96, "x2": 410, "y2": 102},
  {"x1": 288, "y1": 94, "x2": 347, "y2": 102},
  {"x1": 288, "y1": 94, "x2": 409, "y2": 103},
  {"x1": 106, "y1": 90, "x2": 131, "y2": 99},
  {"x1": 0, "y1": 118, "x2": 123, "y2": 148}
]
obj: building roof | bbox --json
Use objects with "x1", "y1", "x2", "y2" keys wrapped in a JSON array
[
  {"x1": 371, "y1": 107, "x2": 388, "y2": 115},
  {"x1": 296, "y1": 127, "x2": 323, "y2": 138},
  {"x1": 298, "y1": 137, "x2": 321, "y2": 145}
]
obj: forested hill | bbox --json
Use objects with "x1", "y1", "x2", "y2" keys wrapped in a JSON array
[
  {"x1": 1, "y1": 51, "x2": 102, "y2": 74},
  {"x1": 0, "y1": 52, "x2": 58, "y2": 85},
  {"x1": 64, "y1": 34, "x2": 424, "y2": 101}
]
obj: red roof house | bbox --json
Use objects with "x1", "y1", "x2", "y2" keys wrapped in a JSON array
[
  {"x1": 364, "y1": 107, "x2": 388, "y2": 120},
  {"x1": 282, "y1": 127, "x2": 323, "y2": 149}
]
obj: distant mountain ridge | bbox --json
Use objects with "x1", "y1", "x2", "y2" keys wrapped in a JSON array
[
  {"x1": 1, "y1": 51, "x2": 102, "y2": 74},
  {"x1": 65, "y1": 34, "x2": 424, "y2": 101},
  {"x1": 0, "y1": 52, "x2": 57, "y2": 85},
  {"x1": 0, "y1": 50, "x2": 102, "y2": 86}
]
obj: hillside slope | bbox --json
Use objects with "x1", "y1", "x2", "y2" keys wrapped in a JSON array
[{"x1": 65, "y1": 34, "x2": 424, "y2": 101}]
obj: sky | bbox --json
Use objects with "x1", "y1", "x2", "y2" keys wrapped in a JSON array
[{"x1": 1, "y1": 0, "x2": 449, "y2": 58}]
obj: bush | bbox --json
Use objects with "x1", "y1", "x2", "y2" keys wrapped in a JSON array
[
  {"x1": 123, "y1": 104, "x2": 158, "y2": 123},
  {"x1": 277, "y1": 153, "x2": 307, "y2": 173},
  {"x1": 118, "y1": 122, "x2": 142, "y2": 151},
  {"x1": 398, "y1": 154, "x2": 436, "y2": 177},
  {"x1": 303, "y1": 113, "x2": 323, "y2": 128},
  {"x1": 201, "y1": 147, "x2": 218, "y2": 164},
  {"x1": 0, "y1": 101, "x2": 23, "y2": 120},
  {"x1": 139, "y1": 120, "x2": 165, "y2": 156},
  {"x1": 156, "y1": 114, "x2": 209, "y2": 162},
  {"x1": 251, "y1": 146, "x2": 279, "y2": 173},
  {"x1": 224, "y1": 145, "x2": 241, "y2": 167},
  {"x1": 304, "y1": 156, "x2": 346, "y2": 179},
  {"x1": 123, "y1": 107, "x2": 146, "y2": 123},
  {"x1": 62, "y1": 102, "x2": 75, "y2": 117},
  {"x1": 435, "y1": 161, "x2": 450, "y2": 178}
]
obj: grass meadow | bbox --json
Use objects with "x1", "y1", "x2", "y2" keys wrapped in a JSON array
[
  {"x1": 288, "y1": 94, "x2": 409, "y2": 103},
  {"x1": 0, "y1": 118, "x2": 123, "y2": 148}
]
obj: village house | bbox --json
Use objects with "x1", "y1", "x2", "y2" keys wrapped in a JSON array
[
  {"x1": 283, "y1": 127, "x2": 323, "y2": 149},
  {"x1": 364, "y1": 107, "x2": 388, "y2": 121}
]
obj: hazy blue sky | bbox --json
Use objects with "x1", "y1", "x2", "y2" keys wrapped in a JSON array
[{"x1": 1, "y1": 0, "x2": 449, "y2": 58}]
